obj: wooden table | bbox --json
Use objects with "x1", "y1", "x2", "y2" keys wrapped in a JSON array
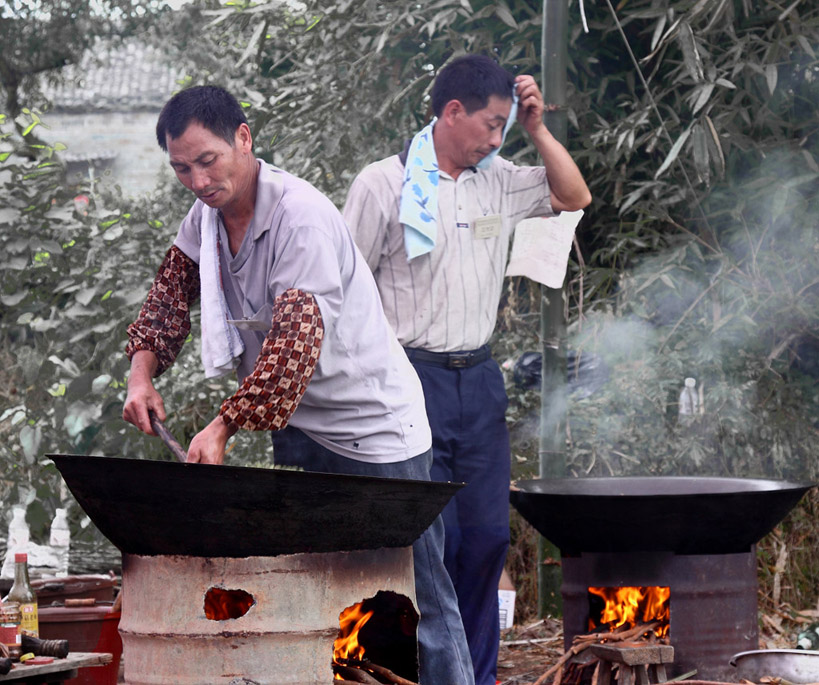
[{"x1": 0, "y1": 653, "x2": 112, "y2": 684}]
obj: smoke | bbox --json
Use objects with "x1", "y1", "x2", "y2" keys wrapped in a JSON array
[{"x1": 509, "y1": 156, "x2": 819, "y2": 482}]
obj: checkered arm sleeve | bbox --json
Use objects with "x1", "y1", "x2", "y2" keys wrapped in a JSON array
[
  {"x1": 125, "y1": 246, "x2": 200, "y2": 376},
  {"x1": 219, "y1": 288, "x2": 324, "y2": 432}
]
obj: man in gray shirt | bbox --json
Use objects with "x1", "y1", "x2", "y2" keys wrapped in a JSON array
[{"x1": 123, "y1": 85, "x2": 474, "y2": 684}]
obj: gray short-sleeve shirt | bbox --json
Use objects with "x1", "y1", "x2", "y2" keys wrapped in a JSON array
[{"x1": 174, "y1": 162, "x2": 431, "y2": 463}]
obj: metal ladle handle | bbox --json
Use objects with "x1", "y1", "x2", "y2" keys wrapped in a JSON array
[{"x1": 148, "y1": 410, "x2": 188, "y2": 463}]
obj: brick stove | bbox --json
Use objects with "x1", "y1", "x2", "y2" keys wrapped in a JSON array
[
  {"x1": 510, "y1": 475, "x2": 815, "y2": 682},
  {"x1": 50, "y1": 454, "x2": 462, "y2": 685}
]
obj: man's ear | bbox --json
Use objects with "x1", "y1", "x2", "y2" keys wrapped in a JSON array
[
  {"x1": 235, "y1": 123, "x2": 253, "y2": 152},
  {"x1": 441, "y1": 99, "x2": 466, "y2": 126}
]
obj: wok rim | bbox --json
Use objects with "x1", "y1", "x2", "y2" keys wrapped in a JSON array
[{"x1": 511, "y1": 475, "x2": 817, "y2": 498}]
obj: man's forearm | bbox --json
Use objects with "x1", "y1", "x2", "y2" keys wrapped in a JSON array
[{"x1": 530, "y1": 123, "x2": 591, "y2": 212}]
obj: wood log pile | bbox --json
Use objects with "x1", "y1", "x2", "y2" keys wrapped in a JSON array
[
  {"x1": 533, "y1": 621, "x2": 669, "y2": 685},
  {"x1": 332, "y1": 657, "x2": 418, "y2": 684}
]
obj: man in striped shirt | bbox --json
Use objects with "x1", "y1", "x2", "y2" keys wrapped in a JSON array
[{"x1": 343, "y1": 55, "x2": 591, "y2": 685}]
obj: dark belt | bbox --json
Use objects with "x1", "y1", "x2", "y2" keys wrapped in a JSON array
[{"x1": 403, "y1": 345, "x2": 491, "y2": 369}]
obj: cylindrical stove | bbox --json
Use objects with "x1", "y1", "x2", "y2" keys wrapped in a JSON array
[
  {"x1": 120, "y1": 548, "x2": 416, "y2": 684},
  {"x1": 511, "y1": 475, "x2": 815, "y2": 681},
  {"x1": 49, "y1": 454, "x2": 463, "y2": 685},
  {"x1": 561, "y1": 550, "x2": 758, "y2": 680}
]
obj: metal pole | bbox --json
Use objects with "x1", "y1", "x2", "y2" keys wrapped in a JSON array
[{"x1": 537, "y1": 0, "x2": 569, "y2": 618}]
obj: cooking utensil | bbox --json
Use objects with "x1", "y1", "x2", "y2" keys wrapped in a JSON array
[
  {"x1": 730, "y1": 649, "x2": 819, "y2": 683},
  {"x1": 510, "y1": 476, "x2": 815, "y2": 555},
  {"x1": 147, "y1": 409, "x2": 187, "y2": 462},
  {"x1": 49, "y1": 453, "x2": 463, "y2": 558}
]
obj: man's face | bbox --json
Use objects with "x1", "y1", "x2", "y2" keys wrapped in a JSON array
[
  {"x1": 166, "y1": 122, "x2": 250, "y2": 209},
  {"x1": 452, "y1": 95, "x2": 513, "y2": 167}
]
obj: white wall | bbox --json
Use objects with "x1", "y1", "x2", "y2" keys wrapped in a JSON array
[{"x1": 39, "y1": 110, "x2": 169, "y2": 197}]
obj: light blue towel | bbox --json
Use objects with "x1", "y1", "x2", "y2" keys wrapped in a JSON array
[{"x1": 400, "y1": 91, "x2": 519, "y2": 260}]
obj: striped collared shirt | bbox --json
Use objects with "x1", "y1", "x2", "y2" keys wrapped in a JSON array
[{"x1": 343, "y1": 154, "x2": 553, "y2": 352}]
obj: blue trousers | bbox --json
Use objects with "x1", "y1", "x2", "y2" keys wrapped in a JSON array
[
  {"x1": 270, "y1": 428, "x2": 474, "y2": 685},
  {"x1": 406, "y1": 354, "x2": 511, "y2": 685}
]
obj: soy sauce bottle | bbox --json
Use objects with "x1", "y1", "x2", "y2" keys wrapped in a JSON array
[{"x1": 3, "y1": 554, "x2": 38, "y2": 638}]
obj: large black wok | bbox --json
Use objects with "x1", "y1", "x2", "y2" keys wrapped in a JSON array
[
  {"x1": 510, "y1": 476, "x2": 815, "y2": 555},
  {"x1": 50, "y1": 454, "x2": 462, "y2": 558}
]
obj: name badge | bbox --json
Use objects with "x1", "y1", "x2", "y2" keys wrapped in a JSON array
[{"x1": 473, "y1": 214, "x2": 502, "y2": 240}]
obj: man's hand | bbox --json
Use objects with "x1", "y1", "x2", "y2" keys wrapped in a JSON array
[
  {"x1": 186, "y1": 415, "x2": 237, "y2": 465},
  {"x1": 513, "y1": 74, "x2": 592, "y2": 212},
  {"x1": 514, "y1": 74, "x2": 546, "y2": 137},
  {"x1": 122, "y1": 350, "x2": 165, "y2": 436}
]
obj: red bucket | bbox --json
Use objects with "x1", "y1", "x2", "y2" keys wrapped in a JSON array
[{"x1": 38, "y1": 603, "x2": 122, "y2": 685}]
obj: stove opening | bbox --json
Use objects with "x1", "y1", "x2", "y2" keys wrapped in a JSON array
[
  {"x1": 204, "y1": 586, "x2": 255, "y2": 620},
  {"x1": 332, "y1": 590, "x2": 419, "y2": 682},
  {"x1": 588, "y1": 586, "x2": 670, "y2": 638}
]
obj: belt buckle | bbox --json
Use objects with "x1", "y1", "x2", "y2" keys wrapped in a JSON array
[{"x1": 447, "y1": 352, "x2": 471, "y2": 369}]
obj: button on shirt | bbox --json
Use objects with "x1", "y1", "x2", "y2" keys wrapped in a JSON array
[{"x1": 344, "y1": 155, "x2": 553, "y2": 353}]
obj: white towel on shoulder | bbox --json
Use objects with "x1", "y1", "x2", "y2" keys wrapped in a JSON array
[{"x1": 199, "y1": 206, "x2": 245, "y2": 378}]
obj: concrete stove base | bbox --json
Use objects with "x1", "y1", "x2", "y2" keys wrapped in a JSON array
[{"x1": 119, "y1": 547, "x2": 416, "y2": 684}]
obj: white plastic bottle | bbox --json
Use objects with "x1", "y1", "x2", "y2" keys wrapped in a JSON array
[
  {"x1": 2, "y1": 506, "x2": 30, "y2": 579},
  {"x1": 49, "y1": 508, "x2": 71, "y2": 577},
  {"x1": 678, "y1": 377, "x2": 699, "y2": 424}
]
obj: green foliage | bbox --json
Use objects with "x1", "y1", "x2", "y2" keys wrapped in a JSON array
[
  {"x1": 150, "y1": 0, "x2": 551, "y2": 204},
  {"x1": 0, "y1": 106, "x2": 276, "y2": 546}
]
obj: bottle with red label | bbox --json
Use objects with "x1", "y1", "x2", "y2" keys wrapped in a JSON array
[{"x1": 3, "y1": 553, "x2": 38, "y2": 638}]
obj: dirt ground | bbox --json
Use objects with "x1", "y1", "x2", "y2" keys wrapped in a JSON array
[{"x1": 498, "y1": 617, "x2": 567, "y2": 685}]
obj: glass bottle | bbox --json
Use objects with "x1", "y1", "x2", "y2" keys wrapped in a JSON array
[{"x1": 3, "y1": 554, "x2": 38, "y2": 638}]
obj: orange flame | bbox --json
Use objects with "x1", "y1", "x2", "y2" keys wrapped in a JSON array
[
  {"x1": 333, "y1": 601, "x2": 375, "y2": 677},
  {"x1": 588, "y1": 586, "x2": 670, "y2": 637}
]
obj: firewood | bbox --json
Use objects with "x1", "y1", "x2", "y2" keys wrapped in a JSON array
[
  {"x1": 534, "y1": 621, "x2": 662, "y2": 685},
  {"x1": 360, "y1": 661, "x2": 418, "y2": 685},
  {"x1": 332, "y1": 664, "x2": 381, "y2": 683},
  {"x1": 336, "y1": 658, "x2": 418, "y2": 685},
  {"x1": 591, "y1": 658, "x2": 601, "y2": 685},
  {"x1": 574, "y1": 621, "x2": 660, "y2": 645},
  {"x1": 533, "y1": 642, "x2": 592, "y2": 685}
]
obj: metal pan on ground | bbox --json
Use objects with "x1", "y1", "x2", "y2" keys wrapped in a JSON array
[
  {"x1": 510, "y1": 476, "x2": 815, "y2": 555},
  {"x1": 730, "y1": 649, "x2": 819, "y2": 684},
  {"x1": 49, "y1": 454, "x2": 462, "y2": 558}
]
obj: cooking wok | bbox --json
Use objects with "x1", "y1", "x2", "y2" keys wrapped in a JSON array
[
  {"x1": 49, "y1": 454, "x2": 463, "y2": 558},
  {"x1": 510, "y1": 476, "x2": 815, "y2": 555}
]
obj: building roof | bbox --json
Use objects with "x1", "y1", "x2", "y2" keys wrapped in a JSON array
[{"x1": 44, "y1": 40, "x2": 183, "y2": 113}]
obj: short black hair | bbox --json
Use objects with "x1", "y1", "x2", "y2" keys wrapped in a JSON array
[
  {"x1": 430, "y1": 55, "x2": 515, "y2": 118},
  {"x1": 156, "y1": 85, "x2": 248, "y2": 151}
]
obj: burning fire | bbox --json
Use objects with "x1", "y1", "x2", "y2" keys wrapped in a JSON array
[
  {"x1": 333, "y1": 601, "x2": 375, "y2": 676},
  {"x1": 588, "y1": 586, "x2": 670, "y2": 637}
]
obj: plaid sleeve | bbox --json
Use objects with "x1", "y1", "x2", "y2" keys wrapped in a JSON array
[
  {"x1": 219, "y1": 288, "x2": 323, "y2": 432},
  {"x1": 125, "y1": 246, "x2": 200, "y2": 376}
]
